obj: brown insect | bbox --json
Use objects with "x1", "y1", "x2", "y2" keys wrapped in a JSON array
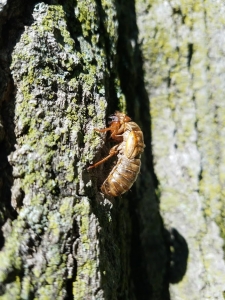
[{"x1": 88, "y1": 111, "x2": 145, "y2": 196}]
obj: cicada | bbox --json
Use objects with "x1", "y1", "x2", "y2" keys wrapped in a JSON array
[{"x1": 88, "y1": 111, "x2": 145, "y2": 196}]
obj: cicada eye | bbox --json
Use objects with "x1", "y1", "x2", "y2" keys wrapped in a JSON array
[{"x1": 108, "y1": 115, "x2": 119, "y2": 124}]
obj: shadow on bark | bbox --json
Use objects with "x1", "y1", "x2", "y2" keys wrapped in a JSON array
[
  {"x1": 0, "y1": 0, "x2": 37, "y2": 249},
  {"x1": 165, "y1": 228, "x2": 189, "y2": 284},
  {"x1": 114, "y1": 0, "x2": 189, "y2": 299}
]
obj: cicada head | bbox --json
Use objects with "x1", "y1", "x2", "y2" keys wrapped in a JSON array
[
  {"x1": 113, "y1": 111, "x2": 131, "y2": 124},
  {"x1": 108, "y1": 114, "x2": 119, "y2": 125}
]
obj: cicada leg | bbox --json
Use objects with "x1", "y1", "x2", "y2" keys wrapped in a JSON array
[
  {"x1": 94, "y1": 127, "x2": 111, "y2": 133},
  {"x1": 87, "y1": 145, "x2": 119, "y2": 170},
  {"x1": 111, "y1": 134, "x2": 123, "y2": 142},
  {"x1": 94, "y1": 120, "x2": 122, "y2": 139}
]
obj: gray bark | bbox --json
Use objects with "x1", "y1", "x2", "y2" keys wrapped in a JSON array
[{"x1": 136, "y1": 0, "x2": 225, "y2": 299}]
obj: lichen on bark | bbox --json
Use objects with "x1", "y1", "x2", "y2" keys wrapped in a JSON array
[
  {"x1": 136, "y1": 0, "x2": 225, "y2": 299},
  {"x1": 0, "y1": 1, "x2": 129, "y2": 299}
]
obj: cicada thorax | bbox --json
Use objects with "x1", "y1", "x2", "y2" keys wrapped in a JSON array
[{"x1": 123, "y1": 122, "x2": 145, "y2": 159}]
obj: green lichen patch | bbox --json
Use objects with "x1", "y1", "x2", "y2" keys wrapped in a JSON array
[
  {"x1": 137, "y1": 0, "x2": 225, "y2": 298},
  {"x1": 1, "y1": 0, "x2": 128, "y2": 298}
]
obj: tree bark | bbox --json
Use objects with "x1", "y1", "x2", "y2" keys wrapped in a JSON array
[
  {"x1": 136, "y1": 0, "x2": 225, "y2": 299},
  {"x1": 4, "y1": 0, "x2": 224, "y2": 299},
  {"x1": 0, "y1": 1, "x2": 166, "y2": 299}
]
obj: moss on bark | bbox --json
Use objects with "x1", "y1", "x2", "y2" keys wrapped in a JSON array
[{"x1": 136, "y1": 0, "x2": 225, "y2": 299}]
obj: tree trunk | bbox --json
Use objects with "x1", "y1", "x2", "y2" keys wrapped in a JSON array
[
  {"x1": 136, "y1": 0, "x2": 225, "y2": 299},
  {"x1": 0, "y1": 1, "x2": 166, "y2": 299},
  {"x1": 2, "y1": 0, "x2": 224, "y2": 299}
]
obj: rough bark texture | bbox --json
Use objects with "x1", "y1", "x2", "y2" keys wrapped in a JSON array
[
  {"x1": 4, "y1": 0, "x2": 225, "y2": 299},
  {"x1": 0, "y1": 1, "x2": 166, "y2": 300},
  {"x1": 136, "y1": 0, "x2": 225, "y2": 299}
]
